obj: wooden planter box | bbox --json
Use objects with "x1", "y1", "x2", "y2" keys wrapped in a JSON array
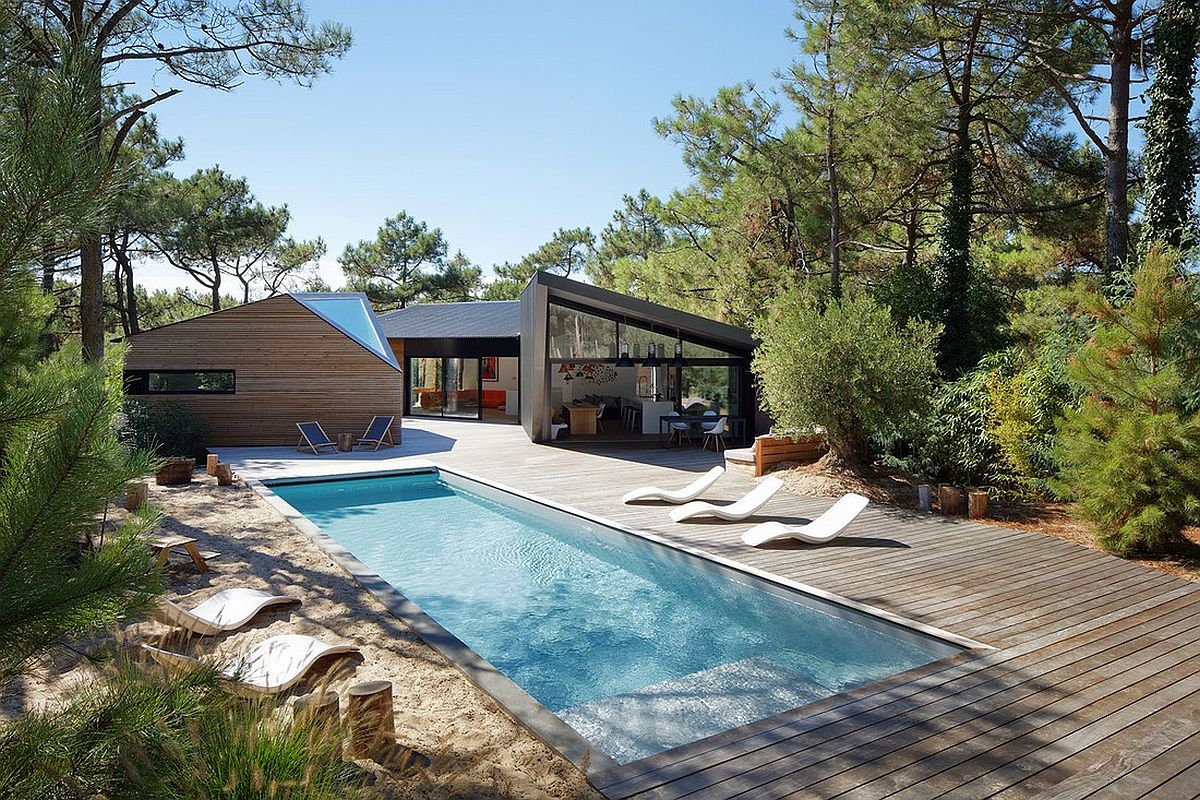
[
  {"x1": 155, "y1": 457, "x2": 195, "y2": 486},
  {"x1": 752, "y1": 433, "x2": 827, "y2": 477}
]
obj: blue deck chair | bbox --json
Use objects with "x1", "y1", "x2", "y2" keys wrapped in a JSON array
[
  {"x1": 355, "y1": 415, "x2": 397, "y2": 450},
  {"x1": 295, "y1": 421, "x2": 338, "y2": 455}
]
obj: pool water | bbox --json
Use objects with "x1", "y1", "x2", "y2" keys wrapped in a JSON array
[{"x1": 269, "y1": 471, "x2": 961, "y2": 764}]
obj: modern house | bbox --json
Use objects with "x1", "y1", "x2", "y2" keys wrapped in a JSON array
[
  {"x1": 124, "y1": 273, "x2": 759, "y2": 446},
  {"x1": 123, "y1": 293, "x2": 402, "y2": 446},
  {"x1": 382, "y1": 272, "x2": 759, "y2": 443}
]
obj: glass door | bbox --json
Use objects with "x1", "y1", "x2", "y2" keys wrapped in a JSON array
[
  {"x1": 443, "y1": 358, "x2": 481, "y2": 418},
  {"x1": 408, "y1": 357, "x2": 444, "y2": 417},
  {"x1": 407, "y1": 357, "x2": 482, "y2": 420}
]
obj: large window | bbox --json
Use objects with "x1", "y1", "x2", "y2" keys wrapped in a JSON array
[
  {"x1": 548, "y1": 304, "x2": 616, "y2": 359},
  {"x1": 681, "y1": 366, "x2": 739, "y2": 415},
  {"x1": 124, "y1": 370, "x2": 235, "y2": 395}
]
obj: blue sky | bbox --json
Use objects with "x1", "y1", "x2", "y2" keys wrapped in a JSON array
[{"x1": 126, "y1": 1, "x2": 800, "y2": 290}]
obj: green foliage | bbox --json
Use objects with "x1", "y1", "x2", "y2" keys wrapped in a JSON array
[
  {"x1": 149, "y1": 168, "x2": 291, "y2": 310},
  {"x1": 894, "y1": 347, "x2": 1073, "y2": 493},
  {"x1": 340, "y1": 212, "x2": 481, "y2": 309},
  {"x1": 0, "y1": 660, "x2": 364, "y2": 800},
  {"x1": 1054, "y1": 248, "x2": 1200, "y2": 555},
  {"x1": 484, "y1": 227, "x2": 594, "y2": 300},
  {"x1": 753, "y1": 291, "x2": 939, "y2": 464},
  {"x1": 1140, "y1": 0, "x2": 1200, "y2": 251},
  {"x1": 119, "y1": 397, "x2": 209, "y2": 458},
  {"x1": 0, "y1": 353, "x2": 161, "y2": 686}
]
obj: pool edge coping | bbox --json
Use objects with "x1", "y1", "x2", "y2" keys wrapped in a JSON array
[{"x1": 246, "y1": 462, "x2": 993, "y2": 782}]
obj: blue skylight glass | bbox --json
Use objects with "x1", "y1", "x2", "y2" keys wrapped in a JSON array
[{"x1": 291, "y1": 294, "x2": 399, "y2": 369}]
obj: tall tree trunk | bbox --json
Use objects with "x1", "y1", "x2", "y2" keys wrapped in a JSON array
[
  {"x1": 77, "y1": 10, "x2": 106, "y2": 363},
  {"x1": 934, "y1": 100, "x2": 975, "y2": 375},
  {"x1": 1141, "y1": 0, "x2": 1200, "y2": 250},
  {"x1": 123, "y1": 257, "x2": 140, "y2": 335},
  {"x1": 824, "y1": 0, "x2": 842, "y2": 299},
  {"x1": 1104, "y1": 0, "x2": 1135, "y2": 279},
  {"x1": 111, "y1": 243, "x2": 129, "y2": 336}
]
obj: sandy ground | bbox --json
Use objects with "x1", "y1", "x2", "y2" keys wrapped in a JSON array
[{"x1": 4, "y1": 472, "x2": 600, "y2": 800}]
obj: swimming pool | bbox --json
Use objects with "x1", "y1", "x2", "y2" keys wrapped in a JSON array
[{"x1": 265, "y1": 469, "x2": 967, "y2": 767}]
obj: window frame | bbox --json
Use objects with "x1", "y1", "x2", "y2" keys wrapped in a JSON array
[{"x1": 124, "y1": 369, "x2": 237, "y2": 396}]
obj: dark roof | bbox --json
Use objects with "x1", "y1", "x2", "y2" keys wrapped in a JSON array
[
  {"x1": 377, "y1": 301, "x2": 521, "y2": 340},
  {"x1": 526, "y1": 272, "x2": 757, "y2": 354}
]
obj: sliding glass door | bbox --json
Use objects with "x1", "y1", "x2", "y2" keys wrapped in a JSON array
[{"x1": 407, "y1": 357, "x2": 482, "y2": 419}]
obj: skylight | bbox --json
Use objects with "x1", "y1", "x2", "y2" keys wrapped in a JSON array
[{"x1": 290, "y1": 294, "x2": 399, "y2": 370}]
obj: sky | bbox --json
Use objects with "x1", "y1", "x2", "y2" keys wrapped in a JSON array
[{"x1": 123, "y1": 1, "x2": 801, "y2": 292}]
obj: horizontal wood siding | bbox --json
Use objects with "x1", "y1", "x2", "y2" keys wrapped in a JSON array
[{"x1": 125, "y1": 295, "x2": 402, "y2": 446}]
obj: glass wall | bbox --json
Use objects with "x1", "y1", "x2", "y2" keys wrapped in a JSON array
[
  {"x1": 443, "y1": 358, "x2": 480, "y2": 418},
  {"x1": 548, "y1": 305, "x2": 616, "y2": 359},
  {"x1": 680, "y1": 365, "x2": 740, "y2": 416},
  {"x1": 408, "y1": 357, "x2": 482, "y2": 419}
]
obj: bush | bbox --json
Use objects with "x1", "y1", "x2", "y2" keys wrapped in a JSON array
[
  {"x1": 1053, "y1": 247, "x2": 1200, "y2": 555},
  {"x1": 0, "y1": 660, "x2": 364, "y2": 800},
  {"x1": 753, "y1": 291, "x2": 940, "y2": 465},
  {"x1": 120, "y1": 397, "x2": 209, "y2": 458},
  {"x1": 888, "y1": 348, "x2": 1073, "y2": 495}
]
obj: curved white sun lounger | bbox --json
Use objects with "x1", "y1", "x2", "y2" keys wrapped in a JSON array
[
  {"x1": 622, "y1": 466, "x2": 726, "y2": 504},
  {"x1": 669, "y1": 476, "x2": 785, "y2": 522},
  {"x1": 741, "y1": 493, "x2": 871, "y2": 547},
  {"x1": 143, "y1": 633, "x2": 360, "y2": 696},
  {"x1": 154, "y1": 588, "x2": 301, "y2": 636}
]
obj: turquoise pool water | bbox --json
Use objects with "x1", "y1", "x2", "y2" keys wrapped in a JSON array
[{"x1": 269, "y1": 470, "x2": 961, "y2": 764}]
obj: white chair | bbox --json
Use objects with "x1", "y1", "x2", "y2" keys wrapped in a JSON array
[
  {"x1": 702, "y1": 416, "x2": 728, "y2": 451},
  {"x1": 550, "y1": 422, "x2": 568, "y2": 440},
  {"x1": 667, "y1": 411, "x2": 692, "y2": 446},
  {"x1": 153, "y1": 588, "x2": 300, "y2": 636},
  {"x1": 622, "y1": 466, "x2": 726, "y2": 504},
  {"x1": 143, "y1": 633, "x2": 360, "y2": 697},
  {"x1": 596, "y1": 402, "x2": 607, "y2": 434},
  {"x1": 742, "y1": 493, "x2": 870, "y2": 547},
  {"x1": 670, "y1": 476, "x2": 785, "y2": 522}
]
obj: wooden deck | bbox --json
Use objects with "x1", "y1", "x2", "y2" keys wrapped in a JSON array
[{"x1": 217, "y1": 418, "x2": 1200, "y2": 800}]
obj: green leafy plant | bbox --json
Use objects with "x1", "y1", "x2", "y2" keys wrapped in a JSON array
[
  {"x1": 753, "y1": 290, "x2": 939, "y2": 465},
  {"x1": 0, "y1": 660, "x2": 364, "y2": 800},
  {"x1": 1053, "y1": 247, "x2": 1200, "y2": 555},
  {"x1": 119, "y1": 397, "x2": 209, "y2": 458}
]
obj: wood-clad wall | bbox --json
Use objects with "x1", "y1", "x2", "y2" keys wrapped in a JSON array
[{"x1": 124, "y1": 295, "x2": 403, "y2": 446}]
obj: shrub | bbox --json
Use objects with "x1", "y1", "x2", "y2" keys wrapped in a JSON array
[
  {"x1": 753, "y1": 291, "x2": 940, "y2": 465},
  {"x1": 0, "y1": 660, "x2": 364, "y2": 800},
  {"x1": 1053, "y1": 247, "x2": 1200, "y2": 555},
  {"x1": 120, "y1": 397, "x2": 209, "y2": 458}
]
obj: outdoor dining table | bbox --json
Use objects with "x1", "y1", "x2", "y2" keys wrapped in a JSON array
[{"x1": 658, "y1": 414, "x2": 747, "y2": 447}]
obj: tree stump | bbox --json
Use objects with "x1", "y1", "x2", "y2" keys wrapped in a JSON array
[
  {"x1": 206, "y1": 454, "x2": 220, "y2": 476},
  {"x1": 295, "y1": 691, "x2": 340, "y2": 729},
  {"x1": 967, "y1": 489, "x2": 989, "y2": 519},
  {"x1": 917, "y1": 485, "x2": 933, "y2": 513},
  {"x1": 347, "y1": 680, "x2": 395, "y2": 761},
  {"x1": 215, "y1": 464, "x2": 234, "y2": 486},
  {"x1": 125, "y1": 481, "x2": 149, "y2": 511},
  {"x1": 938, "y1": 484, "x2": 963, "y2": 515}
]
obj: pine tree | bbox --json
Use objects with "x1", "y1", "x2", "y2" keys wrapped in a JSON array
[
  {"x1": 1141, "y1": 0, "x2": 1200, "y2": 251},
  {"x1": 1054, "y1": 247, "x2": 1200, "y2": 555}
]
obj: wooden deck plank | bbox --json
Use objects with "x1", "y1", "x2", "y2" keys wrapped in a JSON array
[
  {"x1": 217, "y1": 420, "x2": 1200, "y2": 800},
  {"x1": 1072, "y1": 729, "x2": 1200, "y2": 799}
]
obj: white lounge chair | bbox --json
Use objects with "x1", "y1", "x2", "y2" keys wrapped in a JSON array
[
  {"x1": 143, "y1": 633, "x2": 360, "y2": 697},
  {"x1": 622, "y1": 466, "x2": 725, "y2": 504},
  {"x1": 670, "y1": 476, "x2": 785, "y2": 522},
  {"x1": 153, "y1": 588, "x2": 300, "y2": 636},
  {"x1": 742, "y1": 493, "x2": 870, "y2": 547}
]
